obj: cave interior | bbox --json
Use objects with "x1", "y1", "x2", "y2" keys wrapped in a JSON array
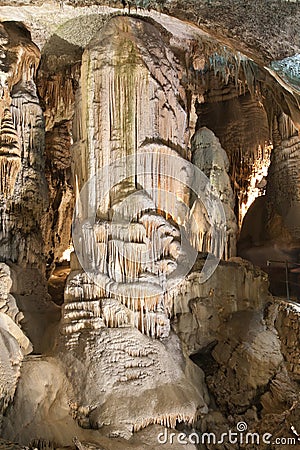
[{"x1": 0, "y1": 2, "x2": 300, "y2": 449}]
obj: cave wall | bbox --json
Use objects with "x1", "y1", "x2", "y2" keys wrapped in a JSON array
[
  {"x1": 37, "y1": 34, "x2": 82, "y2": 268},
  {"x1": 0, "y1": 21, "x2": 48, "y2": 269}
]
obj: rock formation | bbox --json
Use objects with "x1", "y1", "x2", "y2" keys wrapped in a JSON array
[
  {"x1": 191, "y1": 127, "x2": 238, "y2": 259},
  {"x1": 0, "y1": 263, "x2": 32, "y2": 427},
  {"x1": 0, "y1": 21, "x2": 48, "y2": 269}
]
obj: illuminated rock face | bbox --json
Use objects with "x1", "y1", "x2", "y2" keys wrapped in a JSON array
[
  {"x1": 0, "y1": 22, "x2": 48, "y2": 268},
  {"x1": 266, "y1": 114, "x2": 300, "y2": 244}
]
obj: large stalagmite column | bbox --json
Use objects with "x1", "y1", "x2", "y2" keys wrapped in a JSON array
[
  {"x1": 69, "y1": 15, "x2": 193, "y2": 338},
  {"x1": 63, "y1": 16, "x2": 209, "y2": 437},
  {"x1": 72, "y1": 16, "x2": 189, "y2": 199}
]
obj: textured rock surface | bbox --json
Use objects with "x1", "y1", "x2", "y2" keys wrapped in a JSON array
[
  {"x1": 192, "y1": 127, "x2": 237, "y2": 259},
  {"x1": 0, "y1": 0, "x2": 299, "y2": 62},
  {"x1": 61, "y1": 328, "x2": 208, "y2": 438},
  {"x1": 2, "y1": 356, "x2": 199, "y2": 449},
  {"x1": 172, "y1": 257, "x2": 271, "y2": 355},
  {"x1": 0, "y1": 21, "x2": 48, "y2": 269},
  {"x1": 0, "y1": 263, "x2": 32, "y2": 427},
  {"x1": 207, "y1": 310, "x2": 283, "y2": 414},
  {"x1": 274, "y1": 300, "x2": 300, "y2": 381}
]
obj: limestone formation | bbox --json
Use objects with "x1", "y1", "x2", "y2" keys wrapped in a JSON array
[
  {"x1": 191, "y1": 127, "x2": 238, "y2": 259},
  {"x1": 0, "y1": 21, "x2": 48, "y2": 269},
  {"x1": 0, "y1": 263, "x2": 32, "y2": 428},
  {"x1": 274, "y1": 300, "x2": 300, "y2": 381},
  {"x1": 0, "y1": 109, "x2": 21, "y2": 199}
]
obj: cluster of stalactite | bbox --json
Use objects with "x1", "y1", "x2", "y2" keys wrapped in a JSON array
[
  {"x1": 0, "y1": 21, "x2": 48, "y2": 269},
  {"x1": 65, "y1": 198, "x2": 181, "y2": 340},
  {"x1": 0, "y1": 109, "x2": 21, "y2": 199}
]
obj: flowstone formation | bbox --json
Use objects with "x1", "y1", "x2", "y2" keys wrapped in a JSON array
[
  {"x1": 0, "y1": 21, "x2": 48, "y2": 268},
  {"x1": 0, "y1": 263, "x2": 32, "y2": 425},
  {"x1": 0, "y1": 4, "x2": 300, "y2": 450},
  {"x1": 191, "y1": 127, "x2": 237, "y2": 259}
]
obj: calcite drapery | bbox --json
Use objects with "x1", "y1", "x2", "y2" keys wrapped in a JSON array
[
  {"x1": 0, "y1": 21, "x2": 48, "y2": 268},
  {"x1": 0, "y1": 263, "x2": 32, "y2": 423},
  {"x1": 191, "y1": 127, "x2": 237, "y2": 259},
  {"x1": 0, "y1": 109, "x2": 21, "y2": 199}
]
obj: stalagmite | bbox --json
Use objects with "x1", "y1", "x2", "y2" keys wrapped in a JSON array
[{"x1": 191, "y1": 127, "x2": 237, "y2": 259}]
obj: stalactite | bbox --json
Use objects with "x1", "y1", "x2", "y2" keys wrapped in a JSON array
[
  {"x1": 0, "y1": 155, "x2": 21, "y2": 199},
  {"x1": 132, "y1": 412, "x2": 195, "y2": 432},
  {"x1": 0, "y1": 109, "x2": 21, "y2": 198},
  {"x1": 0, "y1": 109, "x2": 21, "y2": 156},
  {"x1": 37, "y1": 65, "x2": 81, "y2": 131},
  {"x1": 278, "y1": 112, "x2": 298, "y2": 141}
]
